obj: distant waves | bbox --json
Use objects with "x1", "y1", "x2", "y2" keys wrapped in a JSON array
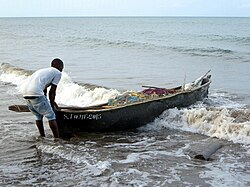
[{"x1": 63, "y1": 35, "x2": 249, "y2": 60}]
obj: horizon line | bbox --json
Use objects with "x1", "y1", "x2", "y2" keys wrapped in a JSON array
[{"x1": 0, "y1": 15, "x2": 250, "y2": 18}]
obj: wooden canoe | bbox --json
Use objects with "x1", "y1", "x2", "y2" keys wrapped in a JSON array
[{"x1": 55, "y1": 77, "x2": 211, "y2": 137}]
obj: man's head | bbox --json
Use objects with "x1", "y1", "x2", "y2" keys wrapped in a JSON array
[{"x1": 51, "y1": 58, "x2": 64, "y2": 72}]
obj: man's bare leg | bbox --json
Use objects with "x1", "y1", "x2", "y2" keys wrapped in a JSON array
[
  {"x1": 36, "y1": 120, "x2": 45, "y2": 137},
  {"x1": 48, "y1": 120, "x2": 60, "y2": 138}
]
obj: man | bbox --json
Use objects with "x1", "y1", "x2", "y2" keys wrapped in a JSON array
[{"x1": 22, "y1": 58, "x2": 64, "y2": 138}]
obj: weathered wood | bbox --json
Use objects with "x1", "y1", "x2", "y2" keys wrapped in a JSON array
[
  {"x1": 8, "y1": 103, "x2": 109, "y2": 113},
  {"x1": 59, "y1": 102, "x2": 108, "y2": 110},
  {"x1": 8, "y1": 105, "x2": 30, "y2": 112},
  {"x1": 142, "y1": 85, "x2": 182, "y2": 90},
  {"x1": 194, "y1": 142, "x2": 223, "y2": 160}
]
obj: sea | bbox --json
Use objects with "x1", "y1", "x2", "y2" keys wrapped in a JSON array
[{"x1": 0, "y1": 17, "x2": 250, "y2": 187}]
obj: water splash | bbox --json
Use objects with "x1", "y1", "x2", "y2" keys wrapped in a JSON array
[
  {"x1": 0, "y1": 63, "x2": 120, "y2": 107},
  {"x1": 142, "y1": 105, "x2": 250, "y2": 146}
]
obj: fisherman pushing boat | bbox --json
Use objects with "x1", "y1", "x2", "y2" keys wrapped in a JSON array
[{"x1": 21, "y1": 58, "x2": 64, "y2": 138}]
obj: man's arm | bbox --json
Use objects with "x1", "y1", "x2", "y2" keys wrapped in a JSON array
[{"x1": 49, "y1": 84, "x2": 58, "y2": 109}]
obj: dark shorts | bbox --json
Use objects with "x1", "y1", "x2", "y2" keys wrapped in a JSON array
[{"x1": 25, "y1": 95, "x2": 56, "y2": 121}]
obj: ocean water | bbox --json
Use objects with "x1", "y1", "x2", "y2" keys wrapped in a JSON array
[{"x1": 0, "y1": 17, "x2": 250, "y2": 186}]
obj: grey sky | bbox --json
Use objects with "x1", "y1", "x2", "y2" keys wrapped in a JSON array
[{"x1": 0, "y1": 0, "x2": 250, "y2": 17}]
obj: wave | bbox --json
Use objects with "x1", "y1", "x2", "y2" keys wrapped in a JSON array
[
  {"x1": 0, "y1": 63, "x2": 33, "y2": 76},
  {"x1": 170, "y1": 46, "x2": 234, "y2": 57},
  {"x1": 0, "y1": 63, "x2": 120, "y2": 107},
  {"x1": 66, "y1": 36, "x2": 242, "y2": 59},
  {"x1": 65, "y1": 36, "x2": 144, "y2": 48},
  {"x1": 65, "y1": 35, "x2": 161, "y2": 50},
  {"x1": 200, "y1": 34, "x2": 250, "y2": 45},
  {"x1": 141, "y1": 101, "x2": 250, "y2": 146}
]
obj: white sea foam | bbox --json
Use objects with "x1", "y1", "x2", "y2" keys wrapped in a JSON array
[
  {"x1": 118, "y1": 153, "x2": 151, "y2": 164},
  {"x1": 143, "y1": 107, "x2": 250, "y2": 145},
  {"x1": 184, "y1": 108, "x2": 250, "y2": 145},
  {"x1": 0, "y1": 73, "x2": 28, "y2": 87},
  {"x1": 37, "y1": 143, "x2": 111, "y2": 176},
  {"x1": 200, "y1": 158, "x2": 250, "y2": 186},
  {"x1": 0, "y1": 63, "x2": 120, "y2": 107},
  {"x1": 56, "y1": 72, "x2": 120, "y2": 107}
]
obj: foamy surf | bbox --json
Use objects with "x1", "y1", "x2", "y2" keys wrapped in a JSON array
[
  {"x1": 141, "y1": 104, "x2": 250, "y2": 146},
  {"x1": 0, "y1": 63, "x2": 120, "y2": 107}
]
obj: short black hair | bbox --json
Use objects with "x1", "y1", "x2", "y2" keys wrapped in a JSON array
[
  {"x1": 51, "y1": 58, "x2": 64, "y2": 72},
  {"x1": 51, "y1": 58, "x2": 63, "y2": 66}
]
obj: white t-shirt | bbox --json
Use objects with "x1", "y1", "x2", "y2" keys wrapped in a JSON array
[{"x1": 22, "y1": 67, "x2": 62, "y2": 96}]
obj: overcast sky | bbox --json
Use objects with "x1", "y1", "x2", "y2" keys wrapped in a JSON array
[{"x1": 0, "y1": 0, "x2": 250, "y2": 17}]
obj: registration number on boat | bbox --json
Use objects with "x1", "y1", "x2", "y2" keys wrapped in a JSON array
[{"x1": 63, "y1": 113, "x2": 102, "y2": 120}]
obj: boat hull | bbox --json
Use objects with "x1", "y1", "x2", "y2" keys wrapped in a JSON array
[{"x1": 55, "y1": 81, "x2": 211, "y2": 137}]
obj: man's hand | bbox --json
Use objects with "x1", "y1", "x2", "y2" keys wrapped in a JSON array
[
  {"x1": 51, "y1": 101, "x2": 59, "y2": 111},
  {"x1": 54, "y1": 102, "x2": 59, "y2": 110}
]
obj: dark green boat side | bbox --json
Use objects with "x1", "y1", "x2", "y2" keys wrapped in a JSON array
[{"x1": 55, "y1": 77, "x2": 211, "y2": 137}]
